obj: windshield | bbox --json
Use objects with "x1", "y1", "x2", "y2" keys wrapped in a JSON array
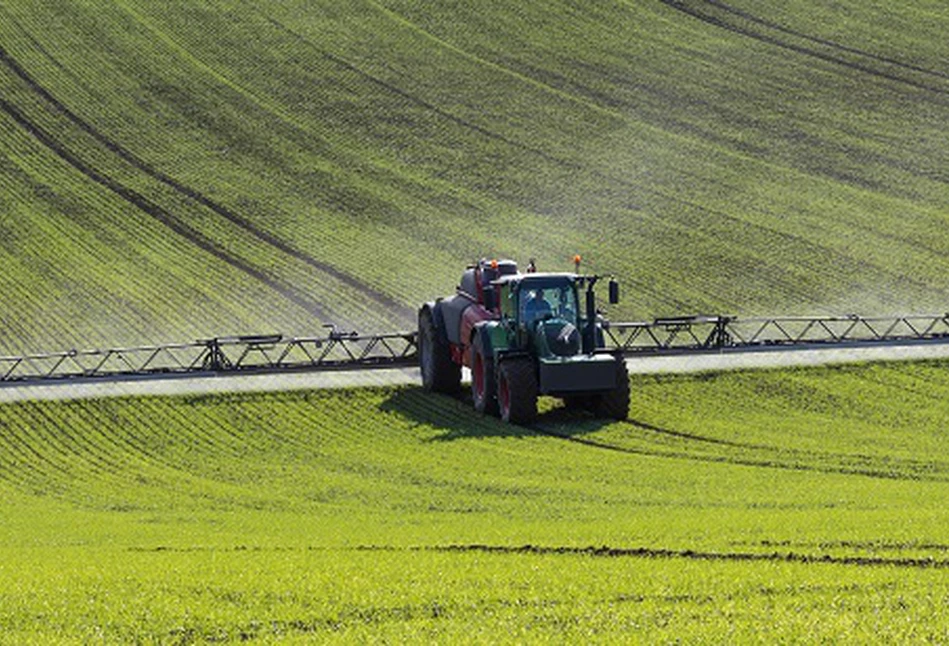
[{"x1": 519, "y1": 279, "x2": 578, "y2": 327}]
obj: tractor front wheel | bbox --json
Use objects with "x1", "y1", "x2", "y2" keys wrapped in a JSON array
[
  {"x1": 592, "y1": 358, "x2": 630, "y2": 420},
  {"x1": 563, "y1": 395, "x2": 592, "y2": 411},
  {"x1": 498, "y1": 358, "x2": 538, "y2": 425}
]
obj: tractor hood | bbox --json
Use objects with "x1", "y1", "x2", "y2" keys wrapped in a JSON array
[{"x1": 534, "y1": 319, "x2": 582, "y2": 358}]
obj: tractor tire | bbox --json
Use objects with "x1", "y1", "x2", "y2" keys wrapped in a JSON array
[
  {"x1": 497, "y1": 358, "x2": 538, "y2": 425},
  {"x1": 470, "y1": 333, "x2": 498, "y2": 416},
  {"x1": 419, "y1": 307, "x2": 461, "y2": 394},
  {"x1": 592, "y1": 357, "x2": 630, "y2": 421},
  {"x1": 563, "y1": 395, "x2": 593, "y2": 412}
]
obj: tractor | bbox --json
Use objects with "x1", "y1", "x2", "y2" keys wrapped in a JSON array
[{"x1": 418, "y1": 258, "x2": 630, "y2": 424}]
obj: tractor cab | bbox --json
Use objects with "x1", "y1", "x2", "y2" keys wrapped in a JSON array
[{"x1": 496, "y1": 274, "x2": 583, "y2": 357}]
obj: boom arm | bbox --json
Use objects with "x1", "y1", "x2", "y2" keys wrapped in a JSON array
[{"x1": 3, "y1": 313, "x2": 949, "y2": 384}]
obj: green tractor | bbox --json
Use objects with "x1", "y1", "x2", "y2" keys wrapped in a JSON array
[{"x1": 419, "y1": 260, "x2": 629, "y2": 424}]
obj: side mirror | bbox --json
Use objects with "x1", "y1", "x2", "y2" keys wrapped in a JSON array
[
  {"x1": 483, "y1": 286, "x2": 497, "y2": 311},
  {"x1": 608, "y1": 279, "x2": 620, "y2": 305}
]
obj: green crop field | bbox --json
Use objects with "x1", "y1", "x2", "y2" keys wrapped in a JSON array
[
  {"x1": 2, "y1": 1, "x2": 949, "y2": 351},
  {"x1": 4, "y1": 0, "x2": 949, "y2": 642},
  {"x1": 3, "y1": 361, "x2": 949, "y2": 641}
]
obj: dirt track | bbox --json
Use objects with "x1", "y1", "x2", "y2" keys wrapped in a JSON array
[{"x1": 3, "y1": 342, "x2": 949, "y2": 404}]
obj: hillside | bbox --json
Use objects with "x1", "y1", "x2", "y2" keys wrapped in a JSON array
[
  {"x1": 2, "y1": 1, "x2": 949, "y2": 353},
  {"x1": 3, "y1": 362, "x2": 949, "y2": 640}
]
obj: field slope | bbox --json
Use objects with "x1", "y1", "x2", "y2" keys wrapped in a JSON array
[
  {"x1": 2, "y1": 361, "x2": 949, "y2": 641},
  {"x1": 2, "y1": 1, "x2": 949, "y2": 352}
]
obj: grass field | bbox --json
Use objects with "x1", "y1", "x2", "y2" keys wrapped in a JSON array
[
  {"x1": 2, "y1": 1, "x2": 949, "y2": 352},
  {"x1": 4, "y1": 1, "x2": 949, "y2": 641},
  {"x1": 2, "y1": 361, "x2": 949, "y2": 641}
]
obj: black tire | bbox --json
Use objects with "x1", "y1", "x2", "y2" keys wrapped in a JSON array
[
  {"x1": 497, "y1": 358, "x2": 538, "y2": 425},
  {"x1": 470, "y1": 333, "x2": 498, "y2": 416},
  {"x1": 563, "y1": 395, "x2": 592, "y2": 411},
  {"x1": 419, "y1": 307, "x2": 461, "y2": 394},
  {"x1": 592, "y1": 358, "x2": 630, "y2": 421}
]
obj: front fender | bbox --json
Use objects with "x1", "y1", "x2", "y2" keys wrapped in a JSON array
[{"x1": 472, "y1": 321, "x2": 512, "y2": 364}]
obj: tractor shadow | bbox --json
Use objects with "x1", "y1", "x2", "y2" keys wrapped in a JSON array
[{"x1": 378, "y1": 386, "x2": 617, "y2": 442}]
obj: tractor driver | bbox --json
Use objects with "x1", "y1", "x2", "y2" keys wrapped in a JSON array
[{"x1": 524, "y1": 289, "x2": 552, "y2": 325}]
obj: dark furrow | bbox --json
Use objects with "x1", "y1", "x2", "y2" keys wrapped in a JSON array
[
  {"x1": 178, "y1": 7, "x2": 949, "y2": 309},
  {"x1": 264, "y1": 8, "x2": 949, "y2": 292},
  {"x1": 260, "y1": 14, "x2": 581, "y2": 171},
  {"x1": 427, "y1": 543, "x2": 949, "y2": 569},
  {"x1": 0, "y1": 97, "x2": 332, "y2": 322},
  {"x1": 0, "y1": 45, "x2": 412, "y2": 322},
  {"x1": 756, "y1": 538, "x2": 949, "y2": 553},
  {"x1": 2, "y1": 8, "x2": 941, "y2": 339},
  {"x1": 128, "y1": 542, "x2": 949, "y2": 569},
  {"x1": 660, "y1": 0, "x2": 949, "y2": 99},
  {"x1": 626, "y1": 417, "x2": 946, "y2": 475},
  {"x1": 702, "y1": 0, "x2": 949, "y2": 82}
]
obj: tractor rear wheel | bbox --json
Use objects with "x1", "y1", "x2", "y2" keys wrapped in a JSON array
[
  {"x1": 419, "y1": 307, "x2": 461, "y2": 394},
  {"x1": 498, "y1": 358, "x2": 538, "y2": 425},
  {"x1": 592, "y1": 357, "x2": 630, "y2": 420},
  {"x1": 471, "y1": 333, "x2": 498, "y2": 416}
]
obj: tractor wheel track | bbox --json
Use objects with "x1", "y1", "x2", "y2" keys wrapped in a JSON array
[
  {"x1": 0, "y1": 97, "x2": 333, "y2": 322},
  {"x1": 6, "y1": 9, "x2": 930, "y2": 320},
  {"x1": 0, "y1": 45, "x2": 412, "y2": 322},
  {"x1": 268, "y1": 4, "x2": 949, "y2": 293},
  {"x1": 530, "y1": 418, "x2": 948, "y2": 482},
  {"x1": 660, "y1": 0, "x2": 949, "y2": 99},
  {"x1": 2, "y1": 6, "x2": 945, "y2": 330},
  {"x1": 689, "y1": 0, "x2": 949, "y2": 82},
  {"x1": 626, "y1": 416, "x2": 949, "y2": 477},
  {"x1": 260, "y1": 14, "x2": 579, "y2": 172},
  {"x1": 128, "y1": 542, "x2": 949, "y2": 570},
  {"x1": 426, "y1": 543, "x2": 949, "y2": 570}
]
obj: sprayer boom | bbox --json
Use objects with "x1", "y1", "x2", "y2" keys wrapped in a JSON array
[{"x1": 3, "y1": 313, "x2": 949, "y2": 385}]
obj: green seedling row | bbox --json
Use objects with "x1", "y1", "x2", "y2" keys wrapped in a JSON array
[
  {"x1": 2, "y1": 1, "x2": 949, "y2": 641},
  {"x1": 2, "y1": 362, "x2": 949, "y2": 640},
  {"x1": 3, "y1": 1, "x2": 949, "y2": 352}
]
